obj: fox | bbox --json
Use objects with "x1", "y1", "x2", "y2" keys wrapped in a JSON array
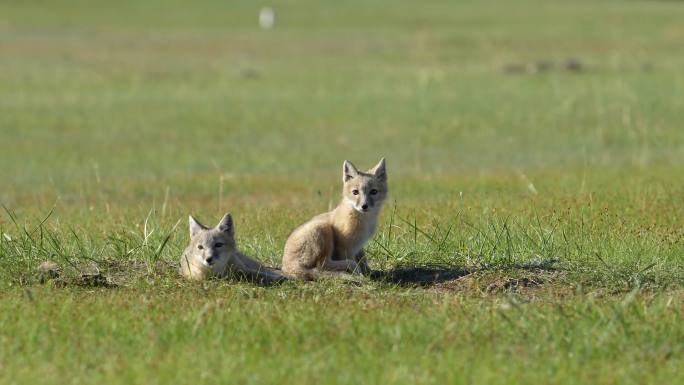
[
  {"x1": 281, "y1": 158, "x2": 388, "y2": 280},
  {"x1": 179, "y1": 213, "x2": 286, "y2": 283}
]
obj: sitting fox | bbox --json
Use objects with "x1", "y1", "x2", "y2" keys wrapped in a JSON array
[
  {"x1": 282, "y1": 158, "x2": 388, "y2": 280},
  {"x1": 180, "y1": 213, "x2": 286, "y2": 283}
]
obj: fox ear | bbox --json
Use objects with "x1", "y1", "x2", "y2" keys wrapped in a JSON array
[
  {"x1": 343, "y1": 160, "x2": 359, "y2": 182},
  {"x1": 216, "y1": 213, "x2": 234, "y2": 235},
  {"x1": 370, "y1": 158, "x2": 386, "y2": 181},
  {"x1": 189, "y1": 215, "x2": 207, "y2": 237}
]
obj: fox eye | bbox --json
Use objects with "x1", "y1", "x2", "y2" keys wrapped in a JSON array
[
  {"x1": 352, "y1": 189, "x2": 359, "y2": 195},
  {"x1": 214, "y1": 243, "x2": 224, "y2": 248},
  {"x1": 370, "y1": 189, "x2": 378, "y2": 195},
  {"x1": 197, "y1": 245, "x2": 204, "y2": 250}
]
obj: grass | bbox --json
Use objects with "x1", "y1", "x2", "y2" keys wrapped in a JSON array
[
  {"x1": 1, "y1": 0, "x2": 683, "y2": 383},
  {"x1": 3, "y1": 285, "x2": 683, "y2": 384}
]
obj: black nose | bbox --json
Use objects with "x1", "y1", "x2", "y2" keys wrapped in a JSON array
[
  {"x1": 206, "y1": 257, "x2": 214, "y2": 264},
  {"x1": 362, "y1": 204, "x2": 368, "y2": 210}
]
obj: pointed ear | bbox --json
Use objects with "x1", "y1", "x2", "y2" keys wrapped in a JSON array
[
  {"x1": 370, "y1": 158, "x2": 386, "y2": 181},
  {"x1": 189, "y1": 215, "x2": 207, "y2": 237},
  {"x1": 216, "y1": 213, "x2": 234, "y2": 235},
  {"x1": 343, "y1": 160, "x2": 359, "y2": 182}
]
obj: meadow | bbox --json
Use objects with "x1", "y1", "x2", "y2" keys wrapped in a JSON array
[{"x1": 1, "y1": 0, "x2": 683, "y2": 383}]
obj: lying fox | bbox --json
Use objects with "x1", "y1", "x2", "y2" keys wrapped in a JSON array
[
  {"x1": 180, "y1": 213, "x2": 286, "y2": 283},
  {"x1": 282, "y1": 158, "x2": 387, "y2": 280}
]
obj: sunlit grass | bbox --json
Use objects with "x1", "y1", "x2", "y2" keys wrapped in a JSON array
[{"x1": 1, "y1": 0, "x2": 683, "y2": 384}]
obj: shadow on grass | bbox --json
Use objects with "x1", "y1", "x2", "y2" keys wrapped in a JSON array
[
  {"x1": 368, "y1": 258, "x2": 560, "y2": 287},
  {"x1": 369, "y1": 266, "x2": 474, "y2": 286},
  {"x1": 31, "y1": 257, "x2": 561, "y2": 289}
]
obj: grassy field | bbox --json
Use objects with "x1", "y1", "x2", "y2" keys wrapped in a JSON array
[{"x1": 1, "y1": 0, "x2": 684, "y2": 383}]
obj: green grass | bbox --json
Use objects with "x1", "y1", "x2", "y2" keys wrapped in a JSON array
[
  {"x1": 2, "y1": 285, "x2": 683, "y2": 385},
  {"x1": 1, "y1": 0, "x2": 683, "y2": 383}
]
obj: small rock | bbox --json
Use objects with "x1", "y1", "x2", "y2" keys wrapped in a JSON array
[
  {"x1": 239, "y1": 68, "x2": 260, "y2": 79},
  {"x1": 501, "y1": 63, "x2": 526, "y2": 75},
  {"x1": 563, "y1": 58, "x2": 583, "y2": 72},
  {"x1": 533, "y1": 60, "x2": 554, "y2": 73},
  {"x1": 37, "y1": 261, "x2": 60, "y2": 282}
]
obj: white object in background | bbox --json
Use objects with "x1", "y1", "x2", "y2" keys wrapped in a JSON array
[{"x1": 259, "y1": 7, "x2": 275, "y2": 29}]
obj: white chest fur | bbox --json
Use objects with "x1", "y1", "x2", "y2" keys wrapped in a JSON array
[
  {"x1": 356, "y1": 217, "x2": 377, "y2": 251},
  {"x1": 333, "y1": 209, "x2": 378, "y2": 258}
]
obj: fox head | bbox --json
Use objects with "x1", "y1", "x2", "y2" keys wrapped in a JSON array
[
  {"x1": 342, "y1": 158, "x2": 388, "y2": 214},
  {"x1": 185, "y1": 213, "x2": 237, "y2": 272}
]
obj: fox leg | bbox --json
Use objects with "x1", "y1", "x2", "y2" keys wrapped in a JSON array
[
  {"x1": 321, "y1": 256, "x2": 361, "y2": 274},
  {"x1": 284, "y1": 252, "x2": 361, "y2": 280},
  {"x1": 353, "y1": 250, "x2": 371, "y2": 275},
  {"x1": 283, "y1": 223, "x2": 335, "y2": 278}
]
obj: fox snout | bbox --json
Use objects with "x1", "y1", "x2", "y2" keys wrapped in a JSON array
[
  {"x1": 358, "y1": 197, "x2": 376, "y2": 212},
  {"x1": 347, "y1": 197, "x2": 375, "y2": 213},
  {"x1": 200, "y1": 252, "x2": 220, "y2": 266}
]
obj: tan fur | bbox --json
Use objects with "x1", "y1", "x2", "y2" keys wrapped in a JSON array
[
  {"x1": 179, "y1": 213, "x2": 286, "y2": 283},
  {"x1": 282, "y1": 158, "x2": 388, "y2": 280}
]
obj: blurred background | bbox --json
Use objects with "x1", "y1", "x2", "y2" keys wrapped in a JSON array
[
  {"x1": 2, "y1": 4, "x2": 684, "y2": 383},
  {"x1": 1, "y1": 0, "x2": 682, "y2": 221}
]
